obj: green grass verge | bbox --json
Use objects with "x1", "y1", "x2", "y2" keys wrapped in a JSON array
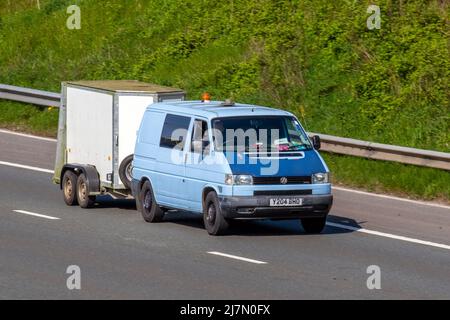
[
  {"x1": 0, "y1": 101, "x2": 59, "y2": 137},
  {"x1": 323, "y1": 153, "x2": 450, "y2": 202}
]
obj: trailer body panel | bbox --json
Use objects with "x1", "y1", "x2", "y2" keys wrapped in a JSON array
[
  {"x1": 117, "y1": 95, "x2": 154, "y2": 186},
  {"x1": 66, "y1": 86, "x2": 114, "y2": 186},
  {"x1": 53, "y1": 80, "x2": 185, "y2": 194}
]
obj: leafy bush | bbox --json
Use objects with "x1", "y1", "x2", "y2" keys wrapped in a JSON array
[{"x1": 0, "y1": 0, "x2": 448, "y2": 199}]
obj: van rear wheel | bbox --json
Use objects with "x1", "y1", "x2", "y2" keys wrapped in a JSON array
[
  {"x1": 62, "y1": 170, "x2": 78, "y2": 206},
  {"x1": 301, "y1": 217, "x2": 327, "y2": 234},
  {"x1": 203, "y1": 192, "x2": 229, "y2": 235},
  {"x1": 140, "y1": 181, "x2": 164, "y2": 222}
]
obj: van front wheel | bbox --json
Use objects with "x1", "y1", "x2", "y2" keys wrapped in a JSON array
[
  {"x1": 203, "y1": 192, "x2": 229, "y2": 235},
  {"x1": 301, "y1": 217, "x2": 327, "y2": 234},
  {"x1": 140, "y1": 181, "x2": 164, "y2": 223}
]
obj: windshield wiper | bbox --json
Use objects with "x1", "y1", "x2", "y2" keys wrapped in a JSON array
[{"x1": 287, "y1": 144, "x2": 310, "y2": 151}]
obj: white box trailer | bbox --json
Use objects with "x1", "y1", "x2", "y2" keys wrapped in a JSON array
[{"x1": 53, "y1": 80, "x2": 185, "y2": 207}]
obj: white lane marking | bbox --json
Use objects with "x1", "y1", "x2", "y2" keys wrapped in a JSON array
[
  {"x1": 326, "y1": 222, "x2": 450, "y2": 250},
  {"x1": 0, "y1": 161, "x2": 54, "y2": 174},
  {"x1": 207, "y1": 251, "x2": 268, "y2": 264},
  {"x1": 13, "y1": 210, "x2": 60, "y2": 220},
  {"x1": 333, "y1": 186, "x2": 450, "y2": 210},
  {"x1": 0, "y1": 129, "x2": 57, "y2": 142}
]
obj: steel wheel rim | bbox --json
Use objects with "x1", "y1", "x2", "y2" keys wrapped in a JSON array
[
  {"x1": 144, "y1": 190, "x2": 152, "y2": 211},
  {"x1": 207, "y1": 203, "x2": 216, "y2": 225},
  {"x1": 64, "y1": 179, "x2": 73, "y2": 199},
  {"x1": 79, "y1": 181, "x2": 87, "y2": 201},
  {"x1": 125, "y1": 163, "x2": 133, "y2": 181}
]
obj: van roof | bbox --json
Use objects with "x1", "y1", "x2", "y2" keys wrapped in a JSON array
[{"x1": 148, "y1": 100, "x2": 293, "y2": 119}]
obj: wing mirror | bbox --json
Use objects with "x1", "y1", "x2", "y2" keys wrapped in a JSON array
[{"x1": 311, "y1": 135, "x2": 321, "y2": 150}]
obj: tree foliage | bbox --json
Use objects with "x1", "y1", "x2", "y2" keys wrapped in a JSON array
[{"x1": 0, "y1": 0, "x2": 448, "y2": 150}]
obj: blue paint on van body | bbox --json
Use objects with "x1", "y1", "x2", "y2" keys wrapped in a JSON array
[{"x1": 132, "y1": 101, "x2": 332, "y2": 220}]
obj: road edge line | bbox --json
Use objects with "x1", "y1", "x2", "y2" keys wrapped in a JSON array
[
  {"x1": 0, "y1": 129, "x2": 57, "y2": 142},
  {"x1": 326, "y1": 222, "x2": 450, "y2": 250},
  {"x1": 0, "y1": 161, "x2": 54, "y2": 174},
  {"x1": 333, "y1": 186, "x2": 450, "y2": 210}
]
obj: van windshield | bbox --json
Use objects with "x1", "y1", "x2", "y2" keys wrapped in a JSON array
[{"x1": 212, "y1": 116, "x2": 312, "y2": 153}]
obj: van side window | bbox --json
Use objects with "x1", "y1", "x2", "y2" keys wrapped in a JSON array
[
  {"x1": 139, "y1": 111, "x2": 166, "y2": 145},
  {"x1": 191, "y1": 119, "x2": 210, "y2": 154},
  {"x1": 160, "y1": 114, "x2": 191, "y2": 150}
]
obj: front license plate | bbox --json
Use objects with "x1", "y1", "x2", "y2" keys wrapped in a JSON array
[{"x1": 269, "y1": 198, "x2": 303, "y2": 207}]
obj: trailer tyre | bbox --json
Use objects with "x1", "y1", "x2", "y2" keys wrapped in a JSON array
[
  {"x1": 140, "y1": 181, "x2": 164, "y2": 222},
  {"x1": 119, "y1": 155, "x2": 133, "y2": 189},
  {"x1": 77, "y1": 173, "x2": 96, "y2": 209},
  {"x1": 62, "y1": 170, "x2": 78, "y2": 206}
]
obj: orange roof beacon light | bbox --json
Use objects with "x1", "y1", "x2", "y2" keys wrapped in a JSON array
[{"x1": 201, "y1": 92, "x2": 211, "y2": 103}]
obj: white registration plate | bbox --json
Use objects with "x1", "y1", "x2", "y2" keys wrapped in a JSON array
[{"x1": 269, "y1": 198, "x2": 303, "y2": 207}]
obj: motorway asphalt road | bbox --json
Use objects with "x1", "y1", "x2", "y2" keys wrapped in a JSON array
[{"x1": 0, "y1": 130, "x2": 449, "y2": 299}]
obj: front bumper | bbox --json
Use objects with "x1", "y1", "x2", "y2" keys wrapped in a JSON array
[{"x1": 218, "y1": 194, "x2": 333, "y2": 220}]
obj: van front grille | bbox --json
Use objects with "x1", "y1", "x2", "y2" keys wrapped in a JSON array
[
  {"x1": 253, "y1": 176, "x2": 311, "y2": 185},
  {"x1": 254, "y1": 190, "x2": 312, "y2": 196}
]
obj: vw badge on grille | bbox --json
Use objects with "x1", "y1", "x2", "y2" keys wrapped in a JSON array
[{"x1": 280, "y1": 177, "x2": 288, "y2": 184}]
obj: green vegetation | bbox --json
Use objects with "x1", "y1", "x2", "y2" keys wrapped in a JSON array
[
  {"x1": 0, "y1": 101, "x2": 59, "y2": 136},
  {"x1": 0, "y1": 0, "x2": 448, "y2": 201},
  {"x1": 323, "y1": 154, "x2": 450, "y2": 201}
]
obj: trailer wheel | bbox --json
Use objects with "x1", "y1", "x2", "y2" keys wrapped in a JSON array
[
  {"x1": 62, "y1": 170, "x2": 78, "y2": 206},
  {"x1": 119, "y1": 155, "x2": 133, "y2": 189},
  {"x1": 140, "y1": 181, "x2": 164, "y2": 222},
  {"x1": 77, "y1": 173, "x2": 96, "y2": 208}
]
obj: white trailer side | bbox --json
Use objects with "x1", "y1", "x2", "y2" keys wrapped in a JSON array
[
  {"x1": 53, "y1": 80, "x2": 185, "y2": 199},
  {"x1": 66, "y1": 86, "x2": 114, "y2": 185}
]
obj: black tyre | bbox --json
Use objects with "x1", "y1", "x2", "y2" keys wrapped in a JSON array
[
  {"x1": 140, "y1": 181, "x2": 164, "y2": 222},
  {"x1": 301, "y1": 217, "x2": 327, "y2": 234},
  {"x1": 77, "y1": 173, "x2": 96, "y2": 208},
  {"x1": 62, "y1": 170, "x2": 78, "y2": 206},
  {"x1": 119, "y1": 155, "x2": 133, "y2": 189},
  {"x1": 203, "y1": 192, "x2": 229, "y2": 235},
  {"x1": 135, "y1": 184, "x2": 143, "y2": 213}
]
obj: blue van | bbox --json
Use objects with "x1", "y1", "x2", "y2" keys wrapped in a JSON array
[{"x1": 132, "y1": 100, "x2": 333, "y2": 235}]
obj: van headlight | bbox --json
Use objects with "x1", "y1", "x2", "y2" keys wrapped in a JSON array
[
  {"x1": 225, "y1": 174, "x2": 253, "y2": 185},
  {"x1": 312, "y1": 172, "x2": 329, "y2": 184}
]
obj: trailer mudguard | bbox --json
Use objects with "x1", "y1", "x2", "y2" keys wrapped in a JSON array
[{"x1": 60, "y1": 164, "x2": 100, "y2": 195}]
